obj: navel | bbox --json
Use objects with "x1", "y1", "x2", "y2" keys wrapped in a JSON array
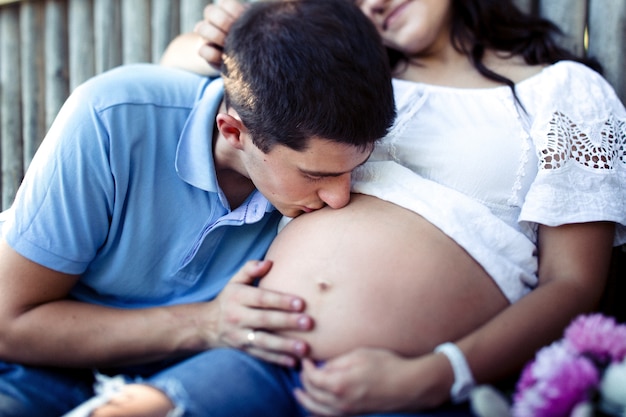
[{"x1": 317, "y1": 279, "x2": 333, "y2": 292}]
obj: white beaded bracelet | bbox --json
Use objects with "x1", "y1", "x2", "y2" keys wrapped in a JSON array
[{"x1": 434, "y1": 342, "x2": 475, "y2": 403}]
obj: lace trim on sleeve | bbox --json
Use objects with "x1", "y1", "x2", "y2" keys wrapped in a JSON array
[
  {"x1": 540, "y1": 111, "x2": 626, "y2": 171},
  {"x1": 522, "y1": 107, "x2": 626, "y2": 244}
]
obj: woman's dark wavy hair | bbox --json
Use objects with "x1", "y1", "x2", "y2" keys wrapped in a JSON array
[{"x1": 388, "y1": 0, "x2": 602, "y2": 100}]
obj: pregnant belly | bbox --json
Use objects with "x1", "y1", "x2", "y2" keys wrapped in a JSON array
[{"x1": 260, "y1": 194, "x2": 508, "y2": 361}]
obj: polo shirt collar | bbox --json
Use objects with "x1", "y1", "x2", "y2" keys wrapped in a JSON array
[
  {"x1": 175, "y1": 77, "x2": 224, "y2": 193},
  {"x1": 175, "y1": 77, "x2": 275, "y2": 215}
]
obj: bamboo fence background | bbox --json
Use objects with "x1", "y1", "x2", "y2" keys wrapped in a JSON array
[
  {"x1": 0, "y1": 0, "x2": 209, "y2": 208},
  {"x1": 0, "y1": 0, "x2": 625, "y2": 209}
]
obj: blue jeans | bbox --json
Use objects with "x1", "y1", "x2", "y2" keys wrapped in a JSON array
[
  {"x1": 146, "y1": 349, "x2": 474, "y2": 417},
  {"x1": 0, "y1": 361, "x2": 95, "y2": 416},
  {"x1": 1, "y1": 349, "x2": 475, "y2": 417},
  {"x1": 0, "y1": 358, "x2": 181, "y2": 417}
]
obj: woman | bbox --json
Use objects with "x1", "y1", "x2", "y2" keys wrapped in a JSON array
[{"x1": 85, "y1": 0, "x2": 626, "y2": 415}]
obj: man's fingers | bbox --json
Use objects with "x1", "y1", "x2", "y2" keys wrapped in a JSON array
[
  {"x1": 245, "y1": 334, "x2": 310, "y2": 366},
  {"x1": 229, "y1": 260, "x2": 273, "y2": 285},
  {"x1": 247, "y1": 346, "x2": 299, "y2": 367},
  {"x1": 249, "y1": 285, "x2": 307, "y2": 313},
  {"x1": 227, "y1": 262, "x2": 309, "y2": 316},
  {"x1": 231, "y1": 290, "x2": 312, "y2": 330},
  {"x1": 254, "y1": 307, "x2": 312, "y2": 330},
  {"x1": 244, "y1": 330, "x2": 309, "y2": 358},
  {"x1": 218, "y1": 259, "x2": 314, "y2": 360}
]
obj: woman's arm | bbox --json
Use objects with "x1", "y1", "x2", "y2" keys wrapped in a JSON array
[
  {"x1": 295, "y1": 221, "x2": 615, "y2": 415},
  {"x1": 160, "y1": 32, "x2": 218, "y2": 76},
  {"x1": 460, "y1": 221, "x2": 614, "y2": 383}
]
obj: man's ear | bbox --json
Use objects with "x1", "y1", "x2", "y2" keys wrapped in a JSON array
[{"x1": 216, "y1": 109, "x2": 248, "y2": 150}]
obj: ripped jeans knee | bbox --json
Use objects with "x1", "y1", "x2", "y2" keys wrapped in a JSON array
[{"x1": 64, "y1": 349, "x2": 303, "y2": 417}]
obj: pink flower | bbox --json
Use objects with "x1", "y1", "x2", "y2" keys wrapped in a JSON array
[
  {"x1": 564, "y1": 314, "x2": 626, "y2": 363},
  {"x1": 512, "y1": 342, "x2": 599, "y2": 417}
]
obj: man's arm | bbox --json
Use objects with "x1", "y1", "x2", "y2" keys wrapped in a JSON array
[{"x1": 0, "y1": 240, "x2": 311, "y2": 368}]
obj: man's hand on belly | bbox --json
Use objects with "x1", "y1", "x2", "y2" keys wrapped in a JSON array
[{"x1": 211, "y1": 259, "x2": 313, "y2": 366}]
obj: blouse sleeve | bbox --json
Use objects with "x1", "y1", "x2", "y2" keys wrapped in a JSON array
[{"x1": 520, "y1": 61, "x2": 626, "y2": 245}]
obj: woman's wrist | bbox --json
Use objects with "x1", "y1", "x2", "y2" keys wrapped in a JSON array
[
  {"x1": 400, "y1": 350, "x2": 457, "y2": 410},
  {"x1": 434, "y1": 342, "x2": 475, "y2": 403}
]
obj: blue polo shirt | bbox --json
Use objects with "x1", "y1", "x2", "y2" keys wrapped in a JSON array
[{"x1": 3, "y1": 64, "x2": 282, "y2": 308}]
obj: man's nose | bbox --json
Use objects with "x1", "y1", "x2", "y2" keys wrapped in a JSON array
[{"x1": 318, "y1": 174, "x2": 352, "y2": 209}]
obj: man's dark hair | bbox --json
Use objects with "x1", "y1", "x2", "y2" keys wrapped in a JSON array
[{"x1": 221, "y1": 0, "x2": 396, "y2": 153}]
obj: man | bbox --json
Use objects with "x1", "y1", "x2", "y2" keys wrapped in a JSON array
[{"x1": 0, "y1": 0, "x2": 395, "y2": 415}]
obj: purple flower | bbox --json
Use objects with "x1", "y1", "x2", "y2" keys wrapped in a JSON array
[
  {"x1": 564, "y1": 313, "x2": 626, "y2": 363},
  {"x1": 512, "y1": 342, "x2": 599, "y2": 417}
]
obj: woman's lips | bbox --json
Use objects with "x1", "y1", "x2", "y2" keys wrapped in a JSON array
[{"x1": 383, "y1": 1, "x2": 410, "y2": 31}]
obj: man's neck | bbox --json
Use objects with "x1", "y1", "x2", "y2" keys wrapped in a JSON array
[
  {"x1": 212, "y1": 101, "x2": 255, "y2": 209},
  {"x1": 215, "y1": 168, "x2": 256, "y2": 209}
]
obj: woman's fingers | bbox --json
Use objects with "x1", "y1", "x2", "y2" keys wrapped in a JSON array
[{"x1": 195, "y1": 0, "x2": 245, "y2": 67}]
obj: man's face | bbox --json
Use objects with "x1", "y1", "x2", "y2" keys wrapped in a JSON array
[{"x1": 243, "y1": 136, "x2": 372, "y2": 218}]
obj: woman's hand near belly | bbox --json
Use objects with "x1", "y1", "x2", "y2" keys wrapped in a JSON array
[{"x1": 260, "y1": 194, "x2": 508, "y2": 361}]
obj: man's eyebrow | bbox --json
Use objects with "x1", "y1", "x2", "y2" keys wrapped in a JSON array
[
  {"x1": 299, "y1": 158, "x2": 369, "y2": 177},
  {"x1": 299, "y1": 169, "x2": 346, "y2": 178}
]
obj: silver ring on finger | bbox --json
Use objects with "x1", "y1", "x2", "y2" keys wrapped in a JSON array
[{"x1": 246, "y1": 329, "x2": 256, "y2": 347}]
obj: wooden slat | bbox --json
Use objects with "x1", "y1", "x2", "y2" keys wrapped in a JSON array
[
  {"x1": 94, "y1": 0, "x2": 122, "y2": 73},
  {"x1": 69, "y1": 0, "x2": 95, "y2": 90},
  {"x1": 0, "y1": 4, "x2": 22, "y2": 209},
  {"x1": 44, "y1": 0, "x2": 69, "y2": 131},
  {"x1": 152, "y1": 0, "x2": 180, "y2": 63},
  {"x1": 122, "y1": 0, "x2": 151, "y2": 64},
  {"x1": 19, "y1": 0, "x2": 45, "y2": 167},
  {"x1": 588, "y1": 0, "x2": 626, "y2": 104},
  {"x1": 538, "y1": 0, "x2": 588, "y2": 56},
  {"x1": 180, "y1": 0, "x2": 208, "y2": 34}
]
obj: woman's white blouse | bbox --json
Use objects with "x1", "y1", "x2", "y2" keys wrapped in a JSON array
[{"x1": 352, "y1": 61, "x2": 626, "y2": 303}]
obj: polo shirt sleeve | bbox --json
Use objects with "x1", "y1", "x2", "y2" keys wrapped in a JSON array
[{"x1": 4, "y1": 77, "x2": 115, "y2": 274}]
